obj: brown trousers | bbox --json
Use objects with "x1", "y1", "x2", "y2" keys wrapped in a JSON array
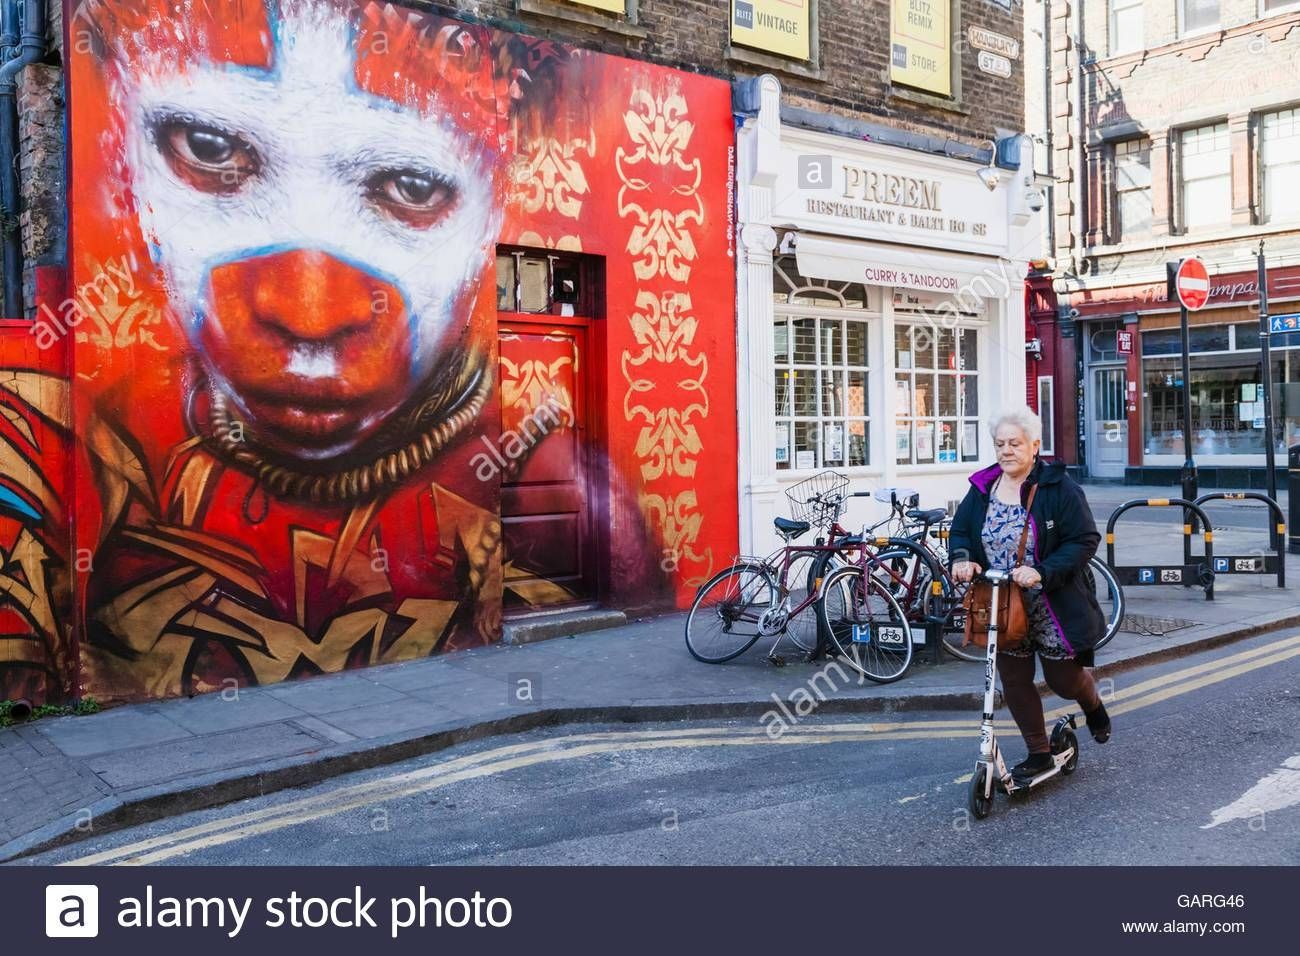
[{"x1": 996, "y1": 653, "x2": 1101, "y2": 754}]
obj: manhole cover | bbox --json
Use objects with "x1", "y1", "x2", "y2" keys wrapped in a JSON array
[{"x1": 1119, "y1": 614, "x2": 1198, "y2": 636}]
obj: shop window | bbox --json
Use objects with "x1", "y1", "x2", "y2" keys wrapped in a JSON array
[
  {"x1": 1110, "y1": 0, "x2": 1144, "y2": 55},
  {"x1": 1178, "y1": 0, "x2": 1220, "y2": 35},
  {"x1": 1262, "y1": 0, "x2": 1300, "y2": 13},
  {"x1": 1141, "y1": 325, "x2": 1230, "y2": 356},
  {"x1": 1143, "y1": 355, "x2": 1294, "y2": 456},
  {"x1": 1179, "y1": 123, "x2": 1231, "y2": 232},
  {"x1": 1113, "y1": 138, "x2": 1152, "y2": 240},
  {"x1": 894, "y1": 321, "x2": 979, "y2": 466},
  {"x1": 1261, "y1": 108, "x2": 1300, "y2": 224},
  {"x1": 1037, "y1": 377, "x2": 1055, "y2": 456},
  {"x1": 774, "y1": 315, "x2": 871, "y2": 471}
]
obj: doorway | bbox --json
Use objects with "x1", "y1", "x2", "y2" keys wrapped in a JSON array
[
  {"x1": 496, "y1": 250, "x2": 601, "y2": 611},
  {"x1": 1090, "y1": 366, "x2": 1127, "y2": 478}
]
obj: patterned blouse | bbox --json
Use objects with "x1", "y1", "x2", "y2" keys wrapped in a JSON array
[{"x1": 980, "y1": 490, "x2": 1071, "y2": 659}]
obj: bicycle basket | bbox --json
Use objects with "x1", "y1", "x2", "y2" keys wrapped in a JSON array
[{"x1": 785, "y1": 471, "x2": 850, "y2": 530}]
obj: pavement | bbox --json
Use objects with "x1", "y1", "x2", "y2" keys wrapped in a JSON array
[
  {"x1": 21, "y1": 627, "x2": 1298, "y2": 867},
  {"x1": 2, "y1": 480, "x2": 1298, "y2": 862}
]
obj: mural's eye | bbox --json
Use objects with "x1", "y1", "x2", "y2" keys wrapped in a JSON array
[
  {"x1": 154, "y1": 118, "x2": 260, "y2": 193},
  {"x1": 365, "y1": 169, "x2": 457, "y2": 228}
]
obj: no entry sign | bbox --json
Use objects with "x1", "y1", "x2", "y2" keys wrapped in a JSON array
[{"x1": 1174, "y1": 257, "x2": 1210, "y2": 311}]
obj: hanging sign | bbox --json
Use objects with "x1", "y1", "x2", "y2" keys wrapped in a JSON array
[
  {"x1": 731, "y1": 0, "x2": 812, "y2": 60},
  {"x1": 890, "y1": 0, "x2": 951, "y2": 96}
]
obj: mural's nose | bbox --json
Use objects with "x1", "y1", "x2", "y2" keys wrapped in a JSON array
[{"x1": 210, "y1": 248, "x2": 395, "y2": 343}]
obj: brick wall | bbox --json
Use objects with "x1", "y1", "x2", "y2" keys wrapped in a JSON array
[
  {"x1": 436, "y1": 0, "x2": 1024, "y2": 147},
  {"x1": 5, "y1": 0, "x2": 1027, "y2": 315},
  {"x1": 1048, "y1": 0, "x2": 1300, "y2": 274}
]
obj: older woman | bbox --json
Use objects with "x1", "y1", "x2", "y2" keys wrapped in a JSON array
[{"x1": 949, "y1": 406, "x2": 1111, "y2": 781}]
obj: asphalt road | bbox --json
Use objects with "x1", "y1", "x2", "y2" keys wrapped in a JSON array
[{"x1": 19, "y1": 628, "x2": 1300, "y2": 866}]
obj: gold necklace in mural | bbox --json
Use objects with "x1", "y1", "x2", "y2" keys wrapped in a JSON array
[{"x1": 203, "y1": 353, "x2": 492, "y2": 507}]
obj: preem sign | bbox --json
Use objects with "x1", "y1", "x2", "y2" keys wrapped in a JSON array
[
  {"x1": 782, "y1": 146, "x2": 1005, "y2": 252},
  {"x1": 890, "y1": 0, "x2": 951, "y2": 96},
  {"x1": 731, "y1": 0, "x2": 811, "y2": 60}
]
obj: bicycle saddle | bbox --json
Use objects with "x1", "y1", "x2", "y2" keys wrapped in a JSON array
[
  {"x1": 906, "y1": 508, "x2": 948, "y2": 526},
  {"x1": 874, "y1": 486, "x2": 919, "y2": 505},
  {"x1": 773, "y1": 516, "x2": 811, "y2": 538}
]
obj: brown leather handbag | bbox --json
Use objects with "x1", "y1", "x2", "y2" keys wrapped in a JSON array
[{"x1": 962, "y1": 484, "x2": 1038, "y2": 650}]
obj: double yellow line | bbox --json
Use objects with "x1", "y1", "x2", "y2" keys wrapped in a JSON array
[{"x1": 64, "y1": 631, "x2": 1300, "y2": 866}]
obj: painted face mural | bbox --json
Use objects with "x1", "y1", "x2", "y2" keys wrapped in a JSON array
[
  {"x1": 0, "y1": 0, "x2": 737, "y2": 705},
  {"x1": 98, "y1": 0, "x2": 511, "y2": 465}
]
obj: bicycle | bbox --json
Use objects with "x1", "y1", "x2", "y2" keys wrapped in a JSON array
[
  {"x1": 685, "y1": 473, "x2": 913, "y2": 681},
  {"x1": 823, "y1": 487, "x2": 1125, "y2": 663}
]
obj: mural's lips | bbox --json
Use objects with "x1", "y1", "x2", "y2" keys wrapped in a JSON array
[{"x1": 239, "y1": 384, "x2": 385, "y2": 446}]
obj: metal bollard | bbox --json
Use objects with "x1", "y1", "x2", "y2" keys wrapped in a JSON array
[{"x1": 1290, "y1": 445, "x2": 1300, "y2": 555}]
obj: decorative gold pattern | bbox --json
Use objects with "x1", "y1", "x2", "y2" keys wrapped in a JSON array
[
  {"x1": 615, "y1": 89, "x2": 703, "y2": 283},
  {"x1": 615, "y1": 83, "x2": 712, "y2": 588},
  {"x1": 513, "y1": 130, "x2": 596, "y2": 219}
]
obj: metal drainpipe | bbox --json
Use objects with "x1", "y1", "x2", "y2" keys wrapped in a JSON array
[
  {"x1": 1042, "y1": 0, "x2": 1054, "y2": 257},
  {"x1": 0, "y1": 0, "x2": 45, "y2": 318}
]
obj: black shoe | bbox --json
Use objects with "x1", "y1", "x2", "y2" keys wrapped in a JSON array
[
  {"x1": 1011, "y1": 752, "x2": 1054, "y2": 782},
  {"x1": 1085, "y1": 702, "x2": 1111, "y2": 743}
]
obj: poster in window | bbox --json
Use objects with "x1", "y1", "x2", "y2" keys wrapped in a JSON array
[
  {"x1": 731, "y1": 0, "x2": 812, "y2": 60},
  {"x1": 568, "y1": 0, "x2": 628, "y2": 13},
  {"x1": 963, "y1": 421, "x2": 978, "y2": 458},
  {"x1": 916, "y1": 422, "x2": 935, "y2": 461},
  {"x1": 896, "y1": 426, "x2": 912, "y2": 459},
  {"x1": 890, "y1": 0, "x2": 951, "y2": 97},
  {"x1": 796, "y1": 449, "x2": 817, "y2": 470},
  {"x1": 776, "y1": 424, "x2": 790, "y2": 464},
  {"x1": 895, "y1": 379, "x2": 912, "y2": 415},
  {"x1": 826, "y1": 423, "x2": 843, "y2": 462}
]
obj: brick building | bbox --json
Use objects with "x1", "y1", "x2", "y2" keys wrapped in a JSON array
[
  {"x1": 1034, "y1": 0, "x2": 1300, "y2": 485},
  {"x1": 0, "y1": 0, "x2": 1032, "y2": 705}
]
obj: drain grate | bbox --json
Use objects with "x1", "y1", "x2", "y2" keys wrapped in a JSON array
[{"x1": 1119, "y1": 614, "x2": 1199, "y2": 637}]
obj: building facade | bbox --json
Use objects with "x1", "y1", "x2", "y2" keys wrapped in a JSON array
[
  {"x1": 1040, "y1": 0, "x2": 1300, "y2": 485},
  {"x1": 0, "y1": 0, "x2": 1030, "y2": 705}
]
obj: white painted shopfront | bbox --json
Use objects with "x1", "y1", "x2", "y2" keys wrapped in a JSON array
[{"x1": 734, "y1": 75, "x2": 1043, "y2": 555}]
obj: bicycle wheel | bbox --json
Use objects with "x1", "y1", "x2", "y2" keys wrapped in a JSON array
[
  {"x1": 685, "y1": 563, "x2": 774, "y2": 663},
  {"x1": 1087, "y1": 556, "x2": 1126, "y2": 650},
  {"x1": 818, "y1": 565, "x2": 913, "y2": 683}
]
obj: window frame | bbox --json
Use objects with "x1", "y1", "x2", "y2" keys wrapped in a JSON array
[
  {"x1": 1176, "y1": 121, "x2": 1232, "y2": 234},
  {"x1": 1260, "y1": 0, "x2": 1300, "y2": 18},
  {"x1": 1178, "y1": 0, "x2": 1222, "y2": 37},
  {"x1": 893, "y1": 319, "x2": 981, "y2": 468},
  {"x1": 1259, "y1": 107, "x2": 1300, "y2": 225},
  {"x1": 1037, "y1": 377, "x2": 1056, "y2": 457},
  {"x1": 772, "y1": 308, "x2": 874, "y2": 474},
  {"x1": 1109, "y1": 0, "x2": 1144, "y2": 56},
  {"x1": 1111, "y1": 137, "x2": 1153, "y2": 242}
]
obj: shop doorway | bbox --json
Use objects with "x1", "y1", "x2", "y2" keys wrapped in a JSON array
[
  {"x1": 1090, "y1": 367, "x2": 1128, "y2": 478},
  {"x1": 496, "y1": 250, "x2": 601, "y2": 611},
  {"x1": 1084, "y1": 320, "x2": 1128, "y2": 479}
]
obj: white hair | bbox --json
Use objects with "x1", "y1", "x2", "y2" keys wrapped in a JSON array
[{"x1": 988, "y1": 405, "x2": 1043, "y2": 443}]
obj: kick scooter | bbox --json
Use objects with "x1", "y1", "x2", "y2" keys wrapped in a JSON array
[{"x1": 968, "y1": 569, "x2": 1079, "y2": 820}]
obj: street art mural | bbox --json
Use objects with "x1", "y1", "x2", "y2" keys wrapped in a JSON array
[{"x1": 0, "y1": 0, "x2": 736, "y2": 704}]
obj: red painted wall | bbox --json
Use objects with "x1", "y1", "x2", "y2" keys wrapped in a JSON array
[{"x1": 0, "y1": 0, "x2": 737, "y2": 704}]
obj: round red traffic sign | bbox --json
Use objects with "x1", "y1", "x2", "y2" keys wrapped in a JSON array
[{"x1": 1175, "y1": 257, "x2": 1210, "y2": 311}]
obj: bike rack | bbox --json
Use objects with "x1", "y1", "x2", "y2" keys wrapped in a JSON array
[
  {"x1": 1187, "y1": 492, "x2": 1286, "y2": 588},
  {"x1": 1105, "y1": 498, "x2": 1215, "y2": 600},
  {"x1": 836, "y1": 534, "x2": 950, "y2": 665}
]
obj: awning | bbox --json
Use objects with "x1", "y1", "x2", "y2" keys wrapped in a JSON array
[{"x1": 793, "y1": 233, "x2": 1013, "y2": 302}]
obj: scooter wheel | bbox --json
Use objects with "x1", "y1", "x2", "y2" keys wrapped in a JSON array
[
  {"x1": 969, "y1": 765, "x2": 993, "y2": 819},
  {"x1": 1057, "y1": 728, "x2": 1079, "y2": 775}
]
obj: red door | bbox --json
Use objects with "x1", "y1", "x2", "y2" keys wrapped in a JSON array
[{"x1": 497, "y1": 317, "x2": 596, "y2": 610}]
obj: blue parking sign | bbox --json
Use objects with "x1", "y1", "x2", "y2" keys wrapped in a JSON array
[
  {"x1": 1214, "y1": 558, "x2": 1228, "y2": 572},
  {"x1": 1139, "y1": 567, "x2": 1155, "y2": 583}
]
